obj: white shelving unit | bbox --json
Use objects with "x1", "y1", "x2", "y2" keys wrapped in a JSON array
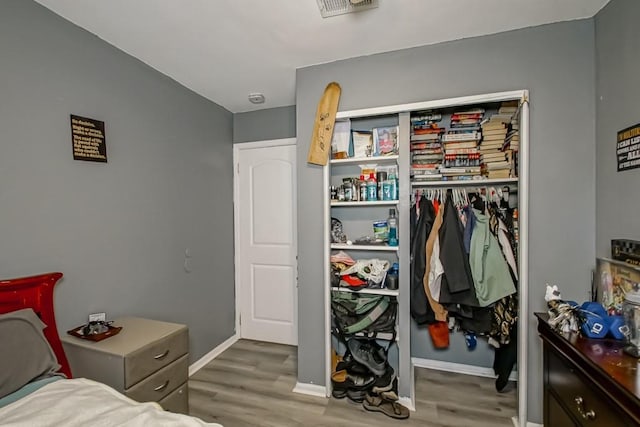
[
  {"x1": 330, "y1": 155, "x2": 399, "y2": 166},
  {"x1": 324, "y1": 90, "x2": 529, "y2": 422},
  {"x1": 330, "y1": 287, "x2": 400, "y2": 297},
  {"x1": 330, "y1": 243, "x2": 398, "y2": 252},
  {"x1": 324, "y1": 113, "x2": 409, "y2": 410},
  {"x1": 330, "y1": 200, "x2": 399, "y2": 207}
]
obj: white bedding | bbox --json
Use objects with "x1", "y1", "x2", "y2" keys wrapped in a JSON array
[{"x1": 0, "y1": 377, "x2": 222, "y2": 427}]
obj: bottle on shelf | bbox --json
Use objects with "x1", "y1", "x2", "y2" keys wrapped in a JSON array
[
  {"x1": 343, "y1": 178, "x2": 353, "y2": 201},
  {"x1": 388, "y1": 208, "x2": 398, "y2": 246},
  {"x1": 377, "y1": 170, "x2": 387, "y2": 200},
  {"x1": 385, "y1": 262, "x2": 399, "y2": 290},
  {"x1": 366, "y1": 173, "x2": 377, "y2": 201},
  {"x1": 388, "y1": 172, "x2": 398, "y2": 201},
  {"x1": 350, "y1": 178, "x2": 358, "y2": 202},
  {"x1": 359, "y1": 175, "x2": 368, "y2": 202}
]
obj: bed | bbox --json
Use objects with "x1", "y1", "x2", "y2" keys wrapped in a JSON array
[{"x1": 0, "y1": 272, "x2": 222, "y2": 427}]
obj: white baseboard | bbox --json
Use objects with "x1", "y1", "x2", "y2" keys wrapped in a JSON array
[
  {"x1": 189, "y1": 333, "x2": 239, "y2": 376},
  {"x1": 398, "y1": 396, "x2": 415, "y2": 412},
  {"x1": 292, "y1": 382, "x2": 328, "y2": 398},
  {"x1": 411, "y1": 357, "x2": 518, "y2": 382},
  {"x1": 511, "y1": 415, "x2": 542, "y2": 427}
]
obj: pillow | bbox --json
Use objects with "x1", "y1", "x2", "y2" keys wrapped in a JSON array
[{"x1": 0, "y1": 308, "x2": 61, "y2": 399}]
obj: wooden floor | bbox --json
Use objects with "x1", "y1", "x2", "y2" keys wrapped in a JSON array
[{"x1": 188, "y1": 339, "x2": 516, "y2": 427}]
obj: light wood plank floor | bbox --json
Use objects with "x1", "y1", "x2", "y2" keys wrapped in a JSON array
[{"x1": 189, "y1": 339, "x2": 516, "y2": 427}]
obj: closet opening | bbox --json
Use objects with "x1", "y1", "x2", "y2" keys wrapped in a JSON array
[{"x1": 323, "y1": 90, "x2": 529, "y2": 426}]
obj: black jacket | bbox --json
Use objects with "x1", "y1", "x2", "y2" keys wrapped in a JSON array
[{"x1": 410, "y1": 197, "x2": 436, "y2": 325}]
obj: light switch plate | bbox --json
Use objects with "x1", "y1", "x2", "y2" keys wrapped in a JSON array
[{"x1": 89, "y1": 312, "x2": 106, "y2": 323}]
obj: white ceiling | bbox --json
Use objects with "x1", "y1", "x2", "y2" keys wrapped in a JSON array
[{"x1": 35, "y1": 0, "x2": 609, "y2": 113}]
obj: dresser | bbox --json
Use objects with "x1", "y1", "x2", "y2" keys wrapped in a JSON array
[
  {"x1": 536, "y1": 313, "x2": 640, "y2": 426},
  {"x1": 61, "y1": 317, "x2": 189, "y2": 414}
]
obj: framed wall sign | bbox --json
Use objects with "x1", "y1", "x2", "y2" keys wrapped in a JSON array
[
  {"x1": 70, "y1": 114, "x2": 107, "y2": 163},
  {"x1": 616, "y1": 122, "x2": 640, "y2": 172}
]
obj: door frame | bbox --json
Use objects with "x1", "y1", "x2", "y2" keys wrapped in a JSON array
[{"x1": 233, "y1": 137, "x2": 298, "y2": 343}]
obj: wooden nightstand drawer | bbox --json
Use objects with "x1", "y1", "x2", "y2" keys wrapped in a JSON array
[
  {"x1": 124, "y1": 327, "x2": 188, "y2": 387},
  {"x1": 158, "y1": 381, "x2": 189, "y2": 414},
  {"x1": 126, "y1": 353, "x2": 188, "y2": 402}
]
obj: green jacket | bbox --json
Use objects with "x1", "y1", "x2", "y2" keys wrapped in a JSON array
[{"x1": 469, "y1": 209, "x2": 516, "y2": 306}]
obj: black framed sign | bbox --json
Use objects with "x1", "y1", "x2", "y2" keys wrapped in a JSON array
[
  {"x1": 70, "y1": 114, "x2": 107, "y2": 162},
  {"x1": 616, "y1": 122, "x2": 640, "y2": 172}
]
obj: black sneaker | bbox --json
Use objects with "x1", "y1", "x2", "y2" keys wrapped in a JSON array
[
  {"x1": 346, "y1": 388, "x2": 368, "y2": 403},
  {"x1": 371, "y1": 365, "x2": 395, "y2": 393},
  {"x1": 331, "y1": 370, "x2": 375, "y2": 393},
  {"x1": 347, "y1": 339, "x2": 386, "y2": 376},
  {"x1": 336, "y1": 350, "x2": 370, "y2": 375}
]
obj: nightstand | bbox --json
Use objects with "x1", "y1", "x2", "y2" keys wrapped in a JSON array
[{"x1": 61, "y1": 317, "x2": 189, "y2": 414}]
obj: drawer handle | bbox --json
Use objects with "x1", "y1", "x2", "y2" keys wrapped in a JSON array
[
  {"x1": 154, "y1": 380, "x2": 169, "y2": 392},
  {"x1": 153, "y1": 349, "x2": 170, "y2": 360},
  {"x1": 574, "y1": 396, "x2": 596, "y2": 420}
]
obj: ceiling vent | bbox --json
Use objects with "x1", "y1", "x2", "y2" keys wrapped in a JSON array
[{"x1": 316, "y1": 0, "x2": 378, "y2": 18}]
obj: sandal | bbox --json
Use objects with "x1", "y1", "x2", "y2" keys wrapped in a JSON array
[{"x1": 363, "y1": 394, "x2": 409, "y2": 419}]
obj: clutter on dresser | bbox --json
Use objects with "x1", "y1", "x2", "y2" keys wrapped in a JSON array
[{"x1": 544, "y1": 283, "x2": 631, "y2": 344}]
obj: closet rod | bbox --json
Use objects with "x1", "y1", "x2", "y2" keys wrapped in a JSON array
[{"x1": 410, "y1": 177, "x2": 518, "y2": 188}]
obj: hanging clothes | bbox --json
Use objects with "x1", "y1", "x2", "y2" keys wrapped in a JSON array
[
  {"x1": 462, "y1": 205, "x2": 476, "y2": 255},
  {"x1": 410, "y1": 197, "x2": 436, "y2": 325},
  {"x1": 487, "y1": 206, "x2": 519, "y2": 346},
  {"x1": 438, "y1": 195, "x2": 486, "y2": 331},
  {"x1": 428, "y1": 228, "x2": 444, "y2": 303},
  {"x1": 422, "y1": 201, "x2": 447, "y2": 322},
  {"x1": 468, "y1": 208, "x2": 516, "y2": 307}
]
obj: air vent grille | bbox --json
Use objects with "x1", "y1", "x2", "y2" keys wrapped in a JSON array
[{"x1": 316, "y1": 0, "x2": 379, "y2": 18}]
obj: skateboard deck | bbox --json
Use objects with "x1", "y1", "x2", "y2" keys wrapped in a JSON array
[{"x1": 307, "y1": 82, "x2": 341, "y2": 166}]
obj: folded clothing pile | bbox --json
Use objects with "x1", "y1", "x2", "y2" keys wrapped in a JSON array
[{"x1": 330, "y1": 253, "x2": 390, "y2": 290}]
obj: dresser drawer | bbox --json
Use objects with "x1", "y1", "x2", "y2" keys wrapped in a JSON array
[
  {"x1": 547, "y1": 391, "x2": 578, "y2": 427},
  {"x1": 158, "y1": 381, "x2": 189, "y2": 414},
  {"x1": 126, "y1": 354, "x2": 188, "y2": 403},
  {"x1": 124, "y1": 327, "x2": 188, "y2": 388},
  {"x1": 548, "y1": 350, "x2": 631, "y2": 426}
]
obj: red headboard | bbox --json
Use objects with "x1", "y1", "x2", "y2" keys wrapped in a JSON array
[{"x1": 0, "y1": 272, "x2": 71, "y2": 378}]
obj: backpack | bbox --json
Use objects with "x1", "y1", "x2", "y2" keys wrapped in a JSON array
[{"x1": 331, "y1": 292, "x2": 397, "y2": 339}]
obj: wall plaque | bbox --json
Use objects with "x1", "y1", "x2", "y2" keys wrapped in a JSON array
[
  {"x1": 616, "y1": 122, "x2": 640, "y2": 172},
  {"x1": 70, "y1": 114, "x2": 107, "y2": 163}
]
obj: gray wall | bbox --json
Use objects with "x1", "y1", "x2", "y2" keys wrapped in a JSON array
[
  {"x1": 595, "y1": 0, "x2": 640, "y2": 257},
  {"x1": 233, "y1": 105, "x2": 296, "y2": 143},
  {"x1": 0, "y1": 0, "x2": 235, "y2": 362},
  {"x1": 296, "y1": 20, "x2": 596, "y2": 424}
]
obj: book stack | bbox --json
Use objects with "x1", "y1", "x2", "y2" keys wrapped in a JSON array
[
  {"x1": 480, "y1": 101, "x2": 519, "y2": 178},
  {"x1": 440, "y1": 109, "x2": 484, "y2": 180},
  {"x1": 410, "y1": 113, "x2": 445, "y2": 182},
  {"x1": 503, "y1": 110, "x2": 520, "y2": 152}
]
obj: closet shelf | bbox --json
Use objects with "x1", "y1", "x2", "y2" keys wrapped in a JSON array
[
  {"x1": 331, "y1": 200, "x2": 399, "y2": 207},
  {"x1": 331, "y1": 243, "x2": 399, "y2": 252},
  {"x1": 330, "y1": 155, "x2": 398, "y2": 166},
  {"x1": 331, "y1": 286, "x2": 399, "y2": 297},
  {"x1": 411, "y1": 177, "x2": 518, "y2": 188}
]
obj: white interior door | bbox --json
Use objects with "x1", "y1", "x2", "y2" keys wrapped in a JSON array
[{"x1": 234, "y1": 139, "x2": 297, "y2": 345}]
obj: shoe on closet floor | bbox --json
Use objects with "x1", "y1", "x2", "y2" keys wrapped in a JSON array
[
  {"x1": 363, "y1": 393, "x2": 409, "y2": 419},
  {"x1": 371, "y1": 365, "x2": 395, "y2": 393},
  {"x1": 376, "y1": 378, "x2": 398, "y2": 401},
  {"x1": 331, "y1": 370, "x2": 375, "y2": 394},
  {"x1": 347, "y1": 339, "x2": 387, "y2": 376},
  {"x1": 336, "y1": 350, "x2": 371, "y2": 375}
]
